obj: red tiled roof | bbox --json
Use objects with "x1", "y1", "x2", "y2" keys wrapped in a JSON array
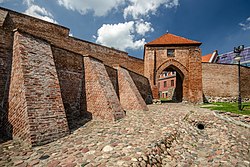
[
  {"x1": 202, "y1": 53, "x2": 213, "y2": 62},
  {"x1": 146, "y1": 33, "x2": 201, "y2": 46}
]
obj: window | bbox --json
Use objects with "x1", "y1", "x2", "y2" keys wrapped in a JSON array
[
  {"x1": 167, "y1": 49, "x2": 175, "y2": 57},
  {"x1": 158, "y1": 82, "x2": 160, "y2": 88},
  {"x1": 171, "y1": 80, "x2": 174, "y2": 87},
  {"x1": 164, "y1": 81, "x2": 167, "y2": 87}
]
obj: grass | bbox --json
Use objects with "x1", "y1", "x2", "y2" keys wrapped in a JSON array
[{"x1": 201, "y1": 102, "x2": 250, "y2": 115}]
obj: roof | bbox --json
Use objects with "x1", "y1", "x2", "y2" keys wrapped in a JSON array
[
  {"x1": 202, "y1": 53, "x2": 213, "y2": 62},
  {"x1": 146, "y1": 33, "x2": 202, "y2": 46}
]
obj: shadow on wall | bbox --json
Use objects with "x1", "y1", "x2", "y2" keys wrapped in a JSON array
[
  {"x1": 52, "y1": 47, "x2": 93, "y2": 132},
  {"x1": 0, "y1": 60, "x2": 13, "y2": 144}
]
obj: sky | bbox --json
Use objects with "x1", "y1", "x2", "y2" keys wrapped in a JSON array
[{"x1": 0, "y1": 0, "x2": 250, "y2": 59}]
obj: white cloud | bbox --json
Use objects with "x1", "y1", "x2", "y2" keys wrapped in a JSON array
[
  {"x1": 0, "y1": 0, "x2": 8, "y2": 3},
  {"x1": 124, "y1": 0, "x2": 179, "y2": 19},
  {"x1": 57, "y1": 0, "x2": 125, "y2": 16},
  {"x1": 239, "y1": 17, "x2": 250, "y2": 30},
  {"x1": 24, "y1": 4, "x2": 58, "y2": 24},
  {"x1": 23, "y1": 0, "x2": 34, "y2": 6},
  {"x1": 96, "y1": 20, "x2": 154, "y2": 51},
  {"x1": 96, "y1": 21, "x2": 146, "y2": 51},
  {"x1": 135, "y1": 19, "x2": 154, "y2": 35}
]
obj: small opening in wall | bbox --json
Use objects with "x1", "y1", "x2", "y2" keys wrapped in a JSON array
[{"x1": 197, "y1": 123, "x2": 205, "y2": 130}]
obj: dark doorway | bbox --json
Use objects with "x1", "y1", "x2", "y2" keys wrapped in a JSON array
[{"x1": 157, "y1": 66, "x2": 183, "y2": 102}]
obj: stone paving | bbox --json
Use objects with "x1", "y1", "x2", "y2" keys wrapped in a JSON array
[{"x1": 0, "y1": 103, "x2": 249, "y2": 167}]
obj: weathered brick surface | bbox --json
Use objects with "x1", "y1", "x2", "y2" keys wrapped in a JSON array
[
  {"x1": 241, "y1": 66, "x2": 250, "y2": 98},
  {"x1": 0, "y1": 7, "x2": 144, "y2": 75},
  {"x1": 144, "y1": 46, "x2": 203, "y2": 103},
  {"x1": 52, "y1": 46, "x2": 86, "y2": 127},
  {"x1": 202, "y1": 63, "x2": 250, "y2": 98},
  {"x1": 105, "y1": 65, "x2": 119, "y2": 97},
  {"x1": 8, "y1": 31, "x2": 69, "y2": 146},
  {"x1": 6, "y1": 31, "x2": 30, "y2": 143},
  {"x1": 0, "y1": 9, "x2": 7, "y2": 26},
  {"x1": 128, "y1": 69, "x2": 152, "y2": 104},
  {"x1": 116, "y1": 66, "x2": 149, "y2": 111},
  {"x1": 84, "y1": 57, "x2": 125, "y2": 121}
]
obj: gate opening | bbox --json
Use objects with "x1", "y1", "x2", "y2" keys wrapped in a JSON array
[{"x1": 157, "y1": 66, "x2": 183, "y2": 103}]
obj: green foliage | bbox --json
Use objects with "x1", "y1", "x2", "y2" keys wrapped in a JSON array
[{"x1": 201, "y1": 102, "x2": 250, "y2": 115}]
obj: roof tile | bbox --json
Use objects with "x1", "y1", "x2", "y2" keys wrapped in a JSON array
[{"x1": 146, "y1": 33, "x2": 201, "y2": 46}]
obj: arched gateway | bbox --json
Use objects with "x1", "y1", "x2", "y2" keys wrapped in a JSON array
[{"x1": 144, "y1": 33, "x2": 203, "y2": 103}]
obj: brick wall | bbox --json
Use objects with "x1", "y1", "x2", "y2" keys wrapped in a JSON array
[
  {"x1": 202, "y1": 63, "x2": 250, "y2": 100},
  {"x1": 84, "y1": 56, "x2": 125, "y2": 121},
  {"x1": 52, "y1": 46, "x2": 87, "y2": 128},
  {"x1": 128, "y1": 68, "x2": 152, "y2": 104},
  {"x1": 7, "y1": 31, "x2": 70, "y2": 146},
  {"x1": 1, "y1": 7, "x2": 144, "y2": 75},
  {"x1": 105, "y1": 65, "x2": 119, "y2": 97},
  {"x1": 241, "y1": 66, "x2": 250, "y2": 98},
  {"x1": 202, "y1": 63, "x2": 238, "y2": 98},
  {"x1": 0, "y1": 15, "x2": 14, "y2": 137},
  {"x1": 5, "y1": 31, "x2": 30, "y2": 143},
  {"x1": 116, "y1": 66, "x2": 149, "y2": 111}
]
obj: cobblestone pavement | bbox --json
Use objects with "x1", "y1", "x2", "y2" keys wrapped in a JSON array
[{"x1": 0, "y1": 104, "x2": 249, "y2": 167}]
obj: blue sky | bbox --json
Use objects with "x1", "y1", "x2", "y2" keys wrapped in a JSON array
[{"x1": 0, "y1": 0, "x2": 250, "y2": 59}]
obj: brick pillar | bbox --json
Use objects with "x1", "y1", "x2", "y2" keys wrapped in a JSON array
[
  {"x1": 8, "y1": 31, "x2": 69, "y2": 146},
  {"x1": 84, "y1": 56, "x2": 125, "y2": 121},
  {"x1": 188, "y1": 48, "x2": 203, "y2": 103},
  {"x1": 116, "y1": 66, "x2": 149, "y2": 111}
]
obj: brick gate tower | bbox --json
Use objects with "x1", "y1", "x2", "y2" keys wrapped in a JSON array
[{"x1": 144, "y1": 33, "x2": 203, "y2": 103}]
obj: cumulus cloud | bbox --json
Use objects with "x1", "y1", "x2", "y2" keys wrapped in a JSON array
[
  {"x1": 124, "y1": 0, "x2": 179, "y2": 19},
  {"x1": 57, "y1": 0, "x2": 125, "y2": 16},
  {"x1": 135, "y1": 19, "x2": 154, "y2": 35},
  {"x1": 96, "y1": 20, "x2": 153, "y2": 51},
  {"x1": 24, "y1": 4, "x2": 58, "y2": 24},
  {"x1": 239, "y1": 17, "x2": 250, "y2": 30}
]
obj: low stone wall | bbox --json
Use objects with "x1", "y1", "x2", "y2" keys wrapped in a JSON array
[
  {"x1": 130, "y1": 131, "x2": 179, "y2": 166},
  {"x1": 204, "y1": 96, "x2": 250, "y2": 103}
]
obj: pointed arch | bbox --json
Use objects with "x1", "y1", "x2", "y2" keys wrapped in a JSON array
[{"x1": 156, "y1": 59, "x2": 188, "y2": 82}]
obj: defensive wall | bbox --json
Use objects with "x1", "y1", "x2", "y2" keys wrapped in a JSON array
[
  {"x1": 202, "y1": 63, "x2": 250, "y2": 102},
  {"x1": 0, "y1": 7, "x2": 250, "y2": 146},
  {"x1": 0, "y1": 7, "x2": 150, "y2": 146}
]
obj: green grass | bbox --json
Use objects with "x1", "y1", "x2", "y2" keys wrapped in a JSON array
[
  {"x1": 201, "y1": 102, "x2": 250, "y2": 115},
  {"x1": 160, "y1": 98, "x2": 172, "y2": 103}
]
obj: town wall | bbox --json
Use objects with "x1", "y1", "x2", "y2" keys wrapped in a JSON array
[
  {"x1": 240, "y1": 66, "x2": 250, "y2": 98},
  {"x1": 52, "y1": 46, "x2": 86, "y2": 129},
  {"x1": 3, "y1": 7, "x2": 144, "y2": 75},
  {"x1": 7, "y1": 31, "x2": 70, "y2": 146},
  {"x1": 202, "y1": 63, "x2": 250, "y2": 102}
]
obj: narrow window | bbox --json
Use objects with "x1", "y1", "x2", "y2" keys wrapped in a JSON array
[
  {"x1": 171, "y1": 80, "x2": 174, "y2": 87},
  {"x1": 167, "y1": 49, "x2": 175, "y2": 57},
  {"x1": 164, "y1": 81, "x2": 167, "y2": 87}
]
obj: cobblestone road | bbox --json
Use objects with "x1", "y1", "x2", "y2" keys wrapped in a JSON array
[{"x1": 0, "y1": 104, "x2": 249, "y2": 167}]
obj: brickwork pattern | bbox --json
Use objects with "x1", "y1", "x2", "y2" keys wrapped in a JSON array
[
  {"x1": 2, "y1": 7, "x2": 144, "y2": 76},
  {"x1": 52, "y1": 46, "x2": 86, "y2": 127},
  {"x1": 117, "y1": 66, "x2": 149, "y2": 111},
  {"x1": 84, "y1": 57, "x2": 125, "y2": 121},
  {"x1": 9, "y1": 31, "x2": 70, "y2": 146},
  {"x1": 202, "y1": 63, "x2": 250, "y2": 99},
  {"x1": 144, "y1": 46, "x2": 203, "y2": 103},
  {"x1": 240, "y1": 66, "x2": 250, "y2": 98},
  {"x1": 128, "y1": 69, "x2": 152, "y2": 104}
]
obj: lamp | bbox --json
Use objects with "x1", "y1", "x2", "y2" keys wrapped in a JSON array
[{"x1": 234, "y1": 45, "x2": 244, "y2": 111}]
